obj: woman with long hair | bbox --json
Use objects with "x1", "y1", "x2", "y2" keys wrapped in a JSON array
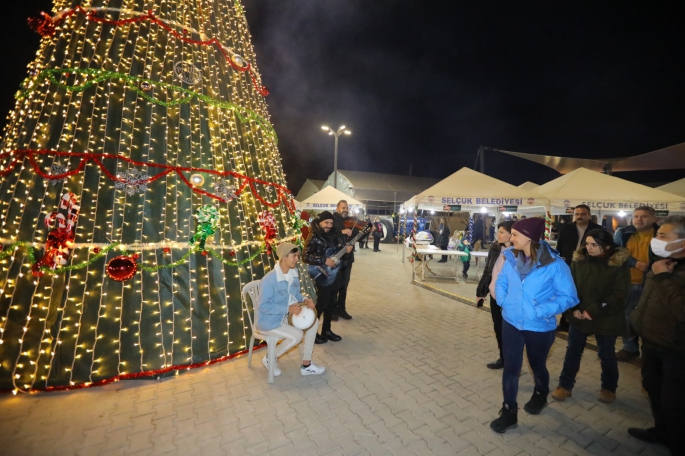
[
  {"x1": 552, "y1": 229, "x2": 630, "y2": 404},
  {"x1": 490, "y1": 218, "x2": 579, "y2": 433},
  {"x1": 476, "y1": 220, "x2": 515, "y2": 370}
]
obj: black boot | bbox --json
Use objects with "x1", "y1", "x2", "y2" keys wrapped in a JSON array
[
  {"x1": 490, "y1": 403, "x2": 518, "y2": 433},
  {"x1": 524, "y1": 390, "x2": 548, "y2": 415},
  {"x1": 487, "y1": 358, "x2": 504, "y2": 369},
  {"x1": 324, "y1": 330, "x2": 342, "y2": 342},
  {"x1": 315, "y1": 333, "x2": 327, "y2": 344},
  {"x1": 627, "y1": 428, "x2": 667, "y2": 446},
  {"x1": 338, "y1": 309, "x2": 352, "y2": 320}
]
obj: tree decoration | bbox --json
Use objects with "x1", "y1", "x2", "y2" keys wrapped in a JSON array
[
  {"x1": 174, "y1": 61, "x2": 202, "y2": 85},
  {"x1": 0, "y1": 1, "x2": 313, "y2": 394},
  {"x1": 258, "y1": 210, "x2": 278, "y2": 254},
  {"x1": 18, "y1": 68, "x2": 278, "y2": 143},
  {"x1": 290, "y1": 210, "x2": 310, "y2": 248},
  {"x1": 48, "y1": 162, "x2": 68, "y2": 186},
  {"x1": 190, "y1": 174, "x2": 205, "y2": 186},
  {"x1": 545, "y1": 211, "x2": 552, "y2": 241},
  {"x1": 106, "y1": 255, "x2": 138, "y2": 282},
  {"x1": 27, "y1": 6, "x2": 269, "y2": 96},
  {"x1": 1, "y1": 149, "x2": 292, "y2": 208},
  {"x1": 213, "y1": 177, "x2": 238, "y2": 201},
  {"x1": 190, "y1": 205, "x2": 220, "y2": 250},
  {"x1": 231, "y1": 54, "x2": 248, "y2": 68},
  {"x1": 31, "y1": 193, "x2": 80, "y2": 276},
  {"x1": 115, "y1": 168, "x2": 148, "y2": 195}
]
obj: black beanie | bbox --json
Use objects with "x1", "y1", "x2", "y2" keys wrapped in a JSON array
[{"x1": 318, "y1": 211, "x2": 334, "y2": 222}]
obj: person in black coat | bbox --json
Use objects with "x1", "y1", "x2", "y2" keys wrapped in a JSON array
[
  {"x1": 556, "y1": 205, "x2": 603, "y2": 265},
  {"x1": 436, "y1": 217, "x2": 450, "y2": 262}
]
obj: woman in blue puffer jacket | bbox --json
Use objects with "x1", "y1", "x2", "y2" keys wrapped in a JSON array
[{"x1": 489, "y1": 217, "x2": 579, "y2": 434}]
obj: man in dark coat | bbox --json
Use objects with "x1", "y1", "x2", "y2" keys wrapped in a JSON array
[
  {"x1": 332, "y1": 200, "x2": 354, "y2": 320},
  {"x1": 436, "y1": 217, "x2": 450, "y2": 263},
  {"x1": 628, "y1": 216, "x2": 685, "y2": 454},
  {"x1": 303, "y1": 211, "x2": 351, "y2": 343},
  {"x1": 556, "y1": 205, "x2": 602, "y2": 265}
]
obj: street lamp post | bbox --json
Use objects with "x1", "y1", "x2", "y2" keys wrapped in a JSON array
[{"x1": 321, "y1": 125, "x2": 351, "y2": 189}]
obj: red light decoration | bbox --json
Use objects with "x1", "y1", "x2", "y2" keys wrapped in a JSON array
[{"x1": 106, "y1": 255, "x2": 138, "y2": 282}]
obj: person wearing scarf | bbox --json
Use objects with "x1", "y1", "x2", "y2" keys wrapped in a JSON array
[{"x1": 490, "y1": 218, "x2": 579, "y2": 433}]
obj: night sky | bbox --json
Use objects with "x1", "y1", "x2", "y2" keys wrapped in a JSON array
[{"x1": 4, "y1": 1, "x2": 685, "y2": 191}]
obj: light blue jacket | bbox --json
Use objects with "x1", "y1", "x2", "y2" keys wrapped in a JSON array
[
  {"x1": 256, "y1": 267, "x2": 305, "y2": 331},
  {"x1": 495, "y1": 241, "x2": 579, "y2": 332}
]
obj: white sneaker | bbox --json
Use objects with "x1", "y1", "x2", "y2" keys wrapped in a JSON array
[
  {"x1": 301, "y1": 362, "x2": 326, "y2": 376},
  {"x1": 261, "y1": 356, "x2": 281, "y2": 376}
]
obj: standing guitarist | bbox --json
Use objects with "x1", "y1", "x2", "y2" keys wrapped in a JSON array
[
  {"x1": 303, "y1": 211, "x2": 352, "y2": 344},
  {"x1": 332, "y1": 200, "x2": 355, "y2": 321}
]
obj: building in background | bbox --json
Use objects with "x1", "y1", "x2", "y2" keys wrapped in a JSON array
[
  {"x1": 295, "y1": 179, "x2": 325, "y2": 201},
  {"x1": 321, "y1": 170, "x2": 440, "y2": 215}
]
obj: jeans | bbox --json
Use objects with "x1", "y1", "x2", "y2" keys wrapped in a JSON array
[
  {"x1": 621, "y1": 283, "x2": 643, "y2": 353},
  {"x1": 502, "y1": 320, "x2": 556, "y2": 408},
  {"x1": 373, "y1": 235, "x2": 381, "y2": 251},
  {"x1": 558, "y1": 324, "x2": 619, "y2": 392},
  {"x1": 642, "y1": 346, "x2": 685, "y2": 454},
  {"x1": 462, "y1": 261, "x2": 470, "y2": 275},
  {"x1": 490, "y1": 297, "x2": 504, "y2": 361}
]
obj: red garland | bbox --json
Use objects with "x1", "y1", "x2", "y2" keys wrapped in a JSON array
[
  {"x1": 29, "y1": 7, "x2": 269, "y2": 96},
  {"x1": 1, "y1": 342, "x2": 266, "y2": 394},
  {"x1": 0, "y1": 149, "x2": 294, "y2": 212}
]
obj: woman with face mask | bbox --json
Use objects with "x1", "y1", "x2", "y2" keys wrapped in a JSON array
[{"x1": 551, "y1": 229, "x2": 630, "y2": 405}]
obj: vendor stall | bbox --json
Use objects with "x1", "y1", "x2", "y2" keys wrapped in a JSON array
[{"x1": 296, "y1": 185, "x2": 365, "y2": 213}]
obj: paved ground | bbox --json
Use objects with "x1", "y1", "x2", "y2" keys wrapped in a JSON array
[{"x1": 0, "y1": 246, "x2": 668, "y2": 455}]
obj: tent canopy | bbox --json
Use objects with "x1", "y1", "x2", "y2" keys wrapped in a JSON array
[
  {"x1": 657, "y1": 178, "x2": 685, "y2": 197},
  {"x1": 296, "y1": 186, "x2": 365, "y2": 212},
  {"x1": 518, "y1": 181, "x2": 540, "y2": 191},
  {"x1": 403, "y1": 167, "x2": 545, "y2": 212},
  {"x1": 532, "y1": 168, "x2": 685, "y2": 214}
]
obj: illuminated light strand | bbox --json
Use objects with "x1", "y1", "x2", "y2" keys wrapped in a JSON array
[
  {"x1": 30, "y1": 6, "x2": 269, "y2": 96},
  {"x1": 9, "y1": 341, "x2": 266, "y2": 394},
  {"x1": 17, "y1": 68, "x2": 277, "y2": 143},
  {"x1": 0, "y1": 237, "x2": 298, "y2": 251},
  {"x1": 0, "y1": 239, "x2": 290, "y2": 275},
  {"x1": 0, "y1": 149, "x2": 295, "y2": 209}
]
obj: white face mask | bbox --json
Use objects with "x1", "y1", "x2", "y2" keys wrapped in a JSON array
[{"x1": 650, "y1": 237, "x2": 685, "y2": 258}]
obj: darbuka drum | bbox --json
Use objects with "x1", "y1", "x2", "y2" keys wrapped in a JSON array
[{"x1": 289, "y1": 306, "x2": 316, "y2": 330}]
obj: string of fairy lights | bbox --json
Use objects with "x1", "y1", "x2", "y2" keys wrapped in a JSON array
[{"x1": 0, "y1": 0, "x2": 314, "y2": 394}]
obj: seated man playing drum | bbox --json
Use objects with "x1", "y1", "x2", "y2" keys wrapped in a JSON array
[{"x1": 256, "y1": 242, "x2": 326, "y2": 376}]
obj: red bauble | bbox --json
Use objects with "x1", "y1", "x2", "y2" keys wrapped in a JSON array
[
  {"x1": 92, "y1": 247, "x2": 101, "y2": 254},
  {"x1": 131, "y1": 253, "x2": 140, "y2": 260},
  {"x1": 229, "y1": 251, "x2": 235, "y2": 257},
  {"x1": 106, "y1": 256, "x2": 137, "y2": 282},
  {"x1": 300, "y1": 211, "x2": 310, "y2": 221},
  {"x1": 201, "y1": 250, "x2": 208, "y2": 256},
  {"x1": 163, "y1": 247, "x2": 171, "y2": 254}
]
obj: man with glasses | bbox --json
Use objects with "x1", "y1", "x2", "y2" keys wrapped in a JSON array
[{"x1": 614, "y1": 206, "x2": 659, "y2": 362}]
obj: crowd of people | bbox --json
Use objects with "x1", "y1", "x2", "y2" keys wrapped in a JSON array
[
  {"x1": 477, "y1": 207, "x2": 685, "y2": 454},
  {"x1": 254, "y1": 200, "x2": 684, "y2": 454}
]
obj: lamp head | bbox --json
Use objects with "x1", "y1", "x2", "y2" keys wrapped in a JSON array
[{"x1": 321, "y1": 125, "x2": 330, "y2": 131}]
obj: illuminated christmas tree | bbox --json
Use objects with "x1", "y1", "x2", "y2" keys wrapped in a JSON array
[{"x1": 0, "y1": 0, "x2": 311, "y2": 393}]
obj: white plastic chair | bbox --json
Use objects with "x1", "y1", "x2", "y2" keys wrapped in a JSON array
[{"x1": 242, "y1": 280, "x2": 284, "y2": 383}]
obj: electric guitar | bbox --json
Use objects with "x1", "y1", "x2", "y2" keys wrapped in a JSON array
[{"x1": 308, "y1": 221, "x2": 373, "y2": 286}]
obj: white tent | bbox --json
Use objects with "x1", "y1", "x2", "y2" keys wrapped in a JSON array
[
  {"x1": 403, "y1": 167, "x2": 546, "y2": 212},
  {"x1": 532, "y1": 168, "x2": 685, "y2": 214},
  {"x1": 657, "y1": 178, "x2": 685, "y2": 197},
  {"x1": 518, "y1": 181, "x2": 540, "y2": 191},
  {"x1": 296, "y1": 186, "x2": 365, "y2": 212}
]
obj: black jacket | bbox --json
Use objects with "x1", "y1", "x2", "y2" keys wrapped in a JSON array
[
  {"x1": 630, "y1": 257, "x2": 685, "y2": 356},
  {"x1": 476, "y1": 242, "x2": 504, "y2": 298},
  {"x1": 333, "y1": 212, "x2": 354, "y2": 263},
  {"x1": 437, "y1": 223, "x2": 450, "y2": 247},
  {"x1": 556, "y1": 221, "x2": 603, "y2": 264},
  {"x1": 303, "y1": 221, "x2": 348, "y2": 267}
]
